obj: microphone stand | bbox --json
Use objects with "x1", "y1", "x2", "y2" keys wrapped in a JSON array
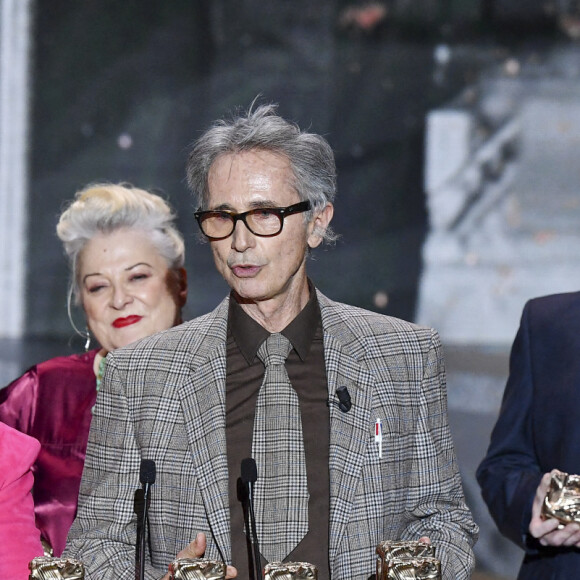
[
  {"x1": 241, "y1": 458, "x2": 262, "y2": 580},
  {"x1": 238, "y1": 477, "x2": 257, "y2": 580},
  {"x1": 136, "y1": 459, "x2": 156, "y2": 580}
]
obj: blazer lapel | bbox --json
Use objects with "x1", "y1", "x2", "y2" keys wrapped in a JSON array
[
  {"x1": 324, "y1": 331, "x2": 375, "y2": 565},
  {"x1": 177, "y1": 300, "x2": 232, "y2": 562}
]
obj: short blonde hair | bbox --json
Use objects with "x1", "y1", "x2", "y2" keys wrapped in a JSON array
[{"x1": 56, "y1": 183, "x2": 185, "y2": 302}]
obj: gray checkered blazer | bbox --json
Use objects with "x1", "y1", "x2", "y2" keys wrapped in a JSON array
[{"x1": 65, "y1": 290, "x2": 478, "y2": 579}]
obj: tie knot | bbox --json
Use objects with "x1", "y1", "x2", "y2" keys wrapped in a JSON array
[{"x1": 257, "y1": 333, "x2": 292, "y2": 367}]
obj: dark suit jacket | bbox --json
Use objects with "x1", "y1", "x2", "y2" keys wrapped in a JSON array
[
  {"x1": 65, "y1": 291, "x2": 477, "y2": 579},
  {"x1": 477, "y1": 291, "x2": 580, "y2": 579}
]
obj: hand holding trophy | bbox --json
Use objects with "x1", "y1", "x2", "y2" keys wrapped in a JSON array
[{"x1": 542, "y1": 470, "x2": 580, "y2": 524}]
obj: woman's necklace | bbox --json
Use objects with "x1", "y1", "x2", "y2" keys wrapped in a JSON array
[{"x1": 96, "y1": 355, "x2": 107, "y2": 393}]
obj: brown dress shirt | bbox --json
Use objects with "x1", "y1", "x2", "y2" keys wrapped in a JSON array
[{"x1": 225, "y1": 287, "x2": 330, "y2": 578}]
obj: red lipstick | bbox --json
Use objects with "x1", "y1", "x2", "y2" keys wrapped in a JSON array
[{"x1": 112, "y1": 315, "x2": 142, "y2": 328}]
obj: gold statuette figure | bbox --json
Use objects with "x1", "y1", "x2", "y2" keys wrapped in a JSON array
[
  {"x1": 264, "y1": 561, "x2": 318, "y2": 579},
  {"x1": 385, "y1": 557, "x2": 441, "y2": 579},
  {"x1": 542, "y1": 471, "x2": 580, "y2": 524},
  {"x1": 168, "y1": 558, "x2": 225, "y2": 580},
  {"x1": 376, "y1": 541, "x2": 440, "y2": 580},
  {"x1": 29, "y1": 556, "x2": 85, "y2": 579},
  {"x1": 376, "y1": 541, "x2": 435, "y2": 562}
]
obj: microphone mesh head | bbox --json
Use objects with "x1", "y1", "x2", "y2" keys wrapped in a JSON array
[{"x1": 140, "y1": 459, "x2": 156, "y2": 484}]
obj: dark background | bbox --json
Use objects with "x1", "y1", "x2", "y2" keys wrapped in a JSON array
[{"x1": 27, "y1": 0, "x2": 567, "y2": 347}]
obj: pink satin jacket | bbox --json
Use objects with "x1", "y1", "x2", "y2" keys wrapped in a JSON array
[
  {"x1": 0, "y1": 350, "x2": 98, "y2": 556},
  {"x1": 0, "y1": 423, "x2": 44, "y2": 578}
]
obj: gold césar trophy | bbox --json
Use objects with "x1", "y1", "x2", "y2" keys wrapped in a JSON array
[
  {"x1": 169, "y1": 558, "x2": 318, "y2": 579},
  {"x1": 263, "y1": 561, "x2": 318, "y2": 579},
  {"x1": 28, "y1": 556, "x2": 85, "y2": 579},
  {"x1": 542, "y1": 471, "x2": 580, "y2": 525},
  {"x1": 168, "y1": 558, "x2": 226, "y2": 579},
  {"x1": 376, "y1": 540, "x2": 441, "y2": 579}
]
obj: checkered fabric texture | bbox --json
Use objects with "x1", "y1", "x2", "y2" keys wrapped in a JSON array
[
  {"x1": 253, "y1": 333, "x2": 309, "y2": 563},
  {"x1": 64, "y1": 291, "x2": 478, "y2": 580}
]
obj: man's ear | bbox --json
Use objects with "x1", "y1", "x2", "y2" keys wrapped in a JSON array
[{"x1": 307, "y1": 203, "x2": 334, "y2": 249}]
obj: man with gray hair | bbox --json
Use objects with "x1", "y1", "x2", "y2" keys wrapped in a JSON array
[{"x1": 65, "y1": 104, "x2": 478, "y2": 579}]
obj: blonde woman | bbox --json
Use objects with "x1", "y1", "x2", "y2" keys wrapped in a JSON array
[{"x1": 0, "y1": 183, "x2": 187, "y2": 556}]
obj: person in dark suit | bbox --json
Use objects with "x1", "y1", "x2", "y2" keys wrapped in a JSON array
[
  {"x1": 65, "y1": 103, "x2": 477, "y2": 579},
  {"x1": 477, "y1": 291, "x2": 580, "y2": 579}
]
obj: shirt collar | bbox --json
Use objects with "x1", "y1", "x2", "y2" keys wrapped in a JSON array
[{"x1": 228, "y1": 281, "x2": 321, "y2": 364}]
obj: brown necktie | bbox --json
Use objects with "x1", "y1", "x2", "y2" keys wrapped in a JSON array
[{"x1": 252, "y1": 333, "x2": 309, "y2": 563}]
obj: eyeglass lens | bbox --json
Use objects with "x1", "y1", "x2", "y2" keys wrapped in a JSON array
[{"x1": 202, "y1": 209, "x2": 282, "y2": 238}]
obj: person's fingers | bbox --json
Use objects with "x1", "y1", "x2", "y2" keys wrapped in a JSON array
[
  {"x1": 531, "y1": 472, "x2": 553, "y2": 515},
  {"x1": 166, "y1": 533, "x2": 237, "y2": 578},
  {"x1": 161, "y1": 532, "x2": 209, "y2": 579},
  {"x1": 176, "y1": 532, "x2": 207, "y2": 559},
  {"x1": 559, "y1": 524, "x2": 580, "y2": 547},
  {"x1": 537, "y1": 522, "x2": 580, "y2": 546},
  {"x1": 530, "y1": 513, "x2": 560, "y2": 539},
  {"x1": 530, "y1": 470, "x2": 561, "y2": 538}
]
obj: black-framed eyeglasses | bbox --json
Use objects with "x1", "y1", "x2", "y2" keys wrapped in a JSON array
[{"x1": 194, "y1": 201, "x2": 311, "y2": 240}]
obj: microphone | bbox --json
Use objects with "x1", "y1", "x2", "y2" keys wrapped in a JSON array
[
  {"x1": 136, "y1": 459, "x2": 156, "y2": 580},
  {"x1": 336, "y1": 386, "x2": 352, "y2": 413},
  {"x1": 241, "y1": 458, "x2": 261, "y2": 580}
]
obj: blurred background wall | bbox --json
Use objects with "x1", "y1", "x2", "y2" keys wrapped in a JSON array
[{"x1": 2, "y1": 0, "x2": 580, "y2": 577}]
